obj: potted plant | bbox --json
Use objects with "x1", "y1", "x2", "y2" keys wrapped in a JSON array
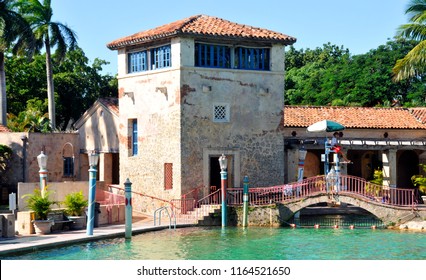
[
  {"x1": 63, "y1": 191, "x2": 88, "y2": 229},
  {"x1": 366, "y1": 169, "x2": 383, "y2": 199},
  {"x1": 411, "y1": 164, "x2": 426, "y2": 203},
  {"x1": 22, "y1": 186, "x2": 57, "y2": 234}
]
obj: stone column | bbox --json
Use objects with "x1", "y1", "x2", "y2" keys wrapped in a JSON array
[
  {"x1": 287, "y1": 149, "x2": 298, "y2": 183},
  {"x1": 382, "y1": 149, "x2": 397, "y2": 187}
]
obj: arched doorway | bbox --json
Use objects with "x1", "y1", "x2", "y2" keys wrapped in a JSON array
[
  {"x1": 304, "y1": 151, "x2": 320, "y2": 178},
  {"x1": 397, "y1": 150, "x2": 418, "y2": 189}
]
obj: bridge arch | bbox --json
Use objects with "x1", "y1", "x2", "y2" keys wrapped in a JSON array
[{"x1": 276, "y1": 193, "x2": 416, "y2": 226}]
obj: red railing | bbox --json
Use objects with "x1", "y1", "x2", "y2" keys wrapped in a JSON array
[
  {"x1": 104, "y1": 174, "x2": 416, "y2": 225},
  {"x1": 108, "y1": 184, "x2": 172, "y2": 210},
  {"x1": 224, "y1": 175, "x2": 416, "y2": 208},
  {"x1": 109, "y1": 184, "x2": 199, "y2": 224},
  {"x1": 96, "y1": 189, "x2": 125, "y2": 205},
  {"x1": 171, "y1": 188, "x2": 221, "y2": 221},
  {"x1": 171, "y1": 185, "x2": 204, "y2": 214}
]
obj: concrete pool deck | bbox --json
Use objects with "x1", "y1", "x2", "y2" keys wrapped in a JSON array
[{"x1": 0, "y1": 213, "x2": 192, "y2": 257}]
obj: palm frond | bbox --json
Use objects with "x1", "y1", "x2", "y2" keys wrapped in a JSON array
[
  {"x1": 393, "y1": 40, "x2": 426, "y2": 81},
  {"x1": 397, "y1": 23, "x2": 426, "y2": 41}
]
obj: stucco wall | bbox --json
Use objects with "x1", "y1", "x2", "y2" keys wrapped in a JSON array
[
  {"x1": 117, "y1": 48, "x2": 182, "y2": 202},
  {"x1": 116, "y1": 37, "x2": 286, "y2": 206},
  {"x1": 0, "y1": 133, "x2": 26, "y2": 187},
  {"x1": 181, "y1": 67, "x2": 285, "y2": 190},
  {"x1": 17, "y1": 181, "x2": 107, "y2": 211},
  {"x1": 0, "y1": 132, "x2": 80, "y2": 188},
  {"x1": 76, "y1": 102, "x2": 119, "y2": 153}
]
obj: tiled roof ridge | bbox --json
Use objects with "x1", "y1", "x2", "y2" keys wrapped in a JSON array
[
  {"x1": 178, "y1": 14, "x2": 204, "y2": 33},
  {"x1": 283, "y1": 105, "x2": 426, "y2": 129},
  {"x1": 106, "y1": 15, "x2": 197, "y2": 49},
  {"x1": 98, "y1": 97, "x2": 119, "y2": 115},
  {"x1": 107, "y1": 14, "x2": 296, "y2": 50},
  {"x1": 284, "y1": 105, "x2": 408, "y2": 110},
  {"x1": 408, "y1": 107, "x2": 426, "y2": 124}
]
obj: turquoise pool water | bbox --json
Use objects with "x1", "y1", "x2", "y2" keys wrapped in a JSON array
[{"x1": 4, "y1": 227, "x2": 426, "y2": 260}]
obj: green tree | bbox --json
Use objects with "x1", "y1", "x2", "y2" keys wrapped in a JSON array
[
  {"x1": 54, "y1": 47, "x2": 117, "y2": 127},
  {"x1": 393, "y1": 0, "x2": 426, "y2": 81},
  {"x1": 17, "y1": 0, "x2": 77, "y2": 129},
  {"x1": 0, "y1": 0, "x2": 35, "y2": 126},
  {"x1": 7, "y1": 99, "x2": 50, "y2": 132},
  {"x1": 5, "y1": 53, "x2": 46, "y2": 115},
  {"x1": 5, "y1": 49, "x2": 117, "y2": 131},
  {"x1": 0, "y1": 144, "x2": 12, "y2": 184},
  {"x1": 285, "y1": 39, "x2": 425, "y2": 106}
]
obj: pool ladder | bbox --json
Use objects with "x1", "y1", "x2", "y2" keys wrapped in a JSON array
[{"x1": 154, "y1": 206, "x2": 176, "y2": 230}]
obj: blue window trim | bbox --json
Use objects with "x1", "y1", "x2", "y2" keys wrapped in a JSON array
[
  {"x1": 127, "y1": 45, "x2": 171, "y2": 74},
  {"x1": 128, "y1": 51, "x2": 147, "y2": 73},
  {"x1": 151, "y1": 45, "x2": 171, "y2": 69},
  {"x1": 195, "y1": 43, "x2": 270, "y2": 71},
  {"x1": 132, "y1": 119, "x2": 138, "y2": 156},
  {"x1": 235, "y1": 47, "x2": 269, "y2": 70},
  {"x1": 195, "y1": 43, "x2": 230, "y2": 68}
]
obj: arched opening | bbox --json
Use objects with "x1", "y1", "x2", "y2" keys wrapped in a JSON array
[
  {"x1": 287, "y1": 196, "x2": 384, "y2": 228},
  {"x1": 304, "y1": 151, "x2": 320, "y2": 178},
  {"x1": 62, "y1": 142, "x2": 75, "y2": 178},
  {"x1": 397, "y1": 150, "x2": 418, "y2": 189}
]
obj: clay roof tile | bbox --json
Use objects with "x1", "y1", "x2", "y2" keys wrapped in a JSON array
[
  {"x1": 107, "y1": 15, "x2": 296, "y2": 49},
  {"x1": 284, "y1": 106, "x2": 426, "y2": 129}
]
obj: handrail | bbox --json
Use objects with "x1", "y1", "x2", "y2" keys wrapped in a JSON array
[
  {"x1": 225, "y1": 175, "x2": 416, "y2": 209},
  {"x1": 108, "y1": 184, "x2": 175, "y2": 214},
  {"x1": 153, "y1": 206, "x2": 176, "y2": 229},
  {"x1": 108, "y1": 174, "x2": 416, "y2": 222},
  {"x1": 108, "y1": 184, "x2": 172, "y2": 205},
  {"x1": 95, "y1": 189, "x2": 125, "y2": 205},
  {"x1": 181, "y1": 184, "x2": 204, "y2": 199}
]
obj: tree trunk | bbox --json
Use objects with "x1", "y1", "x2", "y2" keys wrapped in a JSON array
[
  {"x1": 0, "y1": 52, "x2": 7, "y2": 126},
  {"x1": 45, "y1": 38, "x2": 56, "y2": 129}
]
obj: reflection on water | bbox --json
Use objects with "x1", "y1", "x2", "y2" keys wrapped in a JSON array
[{"x1": 4, "y1": 227, "x2": 426, "y2": 260}]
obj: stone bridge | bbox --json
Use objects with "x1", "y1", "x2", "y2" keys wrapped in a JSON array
[
  {"x1": 193, "y1": 174, "x2": 426, "y2": 227},
  {"x1": 275, "y1": 192, "x2": 425, "y2": 226},
  {"x1": 231, "y1": 192, "x2": 426, "y2": 227}
]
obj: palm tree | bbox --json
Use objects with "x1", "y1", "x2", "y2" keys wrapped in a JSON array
[
  {"x1": 0, "y1": 0, "x2": 35, "y2": 126},
  {"x1": 17, "y1": 0, "x2": 77, "y2": 129},
  {"x1": 393, "y1": 0, "x2": 426, "y2": 81}
]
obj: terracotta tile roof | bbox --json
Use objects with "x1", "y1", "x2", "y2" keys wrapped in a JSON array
[
  {"x1": 99, "y1": 97, "x2": 119, "y2": 116},
  {"x1": 107, "y1": 14, "x2": 296, "y2": 50},
  {"x1": 0, "y1": 124, "x2": 11, "y2": 132},
  {"x1": 284, "y1": 106, "x2": 426, "y2": 129},
  {"x1": 409, "y1": 107, "x2": 426, "y2": 124}
]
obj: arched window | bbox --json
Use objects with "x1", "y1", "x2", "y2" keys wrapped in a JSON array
[{"x1": 62, "y1": 143, "x2": 75, "y2": 177}]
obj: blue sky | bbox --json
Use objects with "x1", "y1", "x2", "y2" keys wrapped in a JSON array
[{"x1": 52, "y1": 0, "x2": 409, "y2": 75}]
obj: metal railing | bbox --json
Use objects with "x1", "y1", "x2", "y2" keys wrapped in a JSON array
[
  {"x1": 95, "y1": 189, "x2": 125, "y2": 205},
  {"x1": 154, "y1": 206, "x2": 176, "y2": 229},
  {"x1": 225, "y1": 175, "x2": 416, "y2": 209},
  {"x1": 170, "y1": 188, "x2": 221, "y2": 223},
  {"x1": 109, "y1": 184, "x2": 202, "y2": 225},
  {"x1": 290, "y1": 216, "x2": 385, "y2": 228},
  {"x1": 104, "y1": 174, "x2": 416, "y2": 226}
]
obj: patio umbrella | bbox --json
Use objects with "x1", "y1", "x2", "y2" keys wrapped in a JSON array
[{"x1": 307, "y1": 120, "x2": 345, "y2": 133}]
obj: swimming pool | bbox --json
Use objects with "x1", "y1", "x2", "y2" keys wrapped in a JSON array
[{"x1": 3, "y1": 226, "x2": 425, "y2": 260}]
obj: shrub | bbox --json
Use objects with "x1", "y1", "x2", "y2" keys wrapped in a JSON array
[
  {"x1": 22, "y1": 187, "x2": 57, "y2": 220},
  {"x1": 63, "y1": 191, "x2": 88, "y2": 216}
]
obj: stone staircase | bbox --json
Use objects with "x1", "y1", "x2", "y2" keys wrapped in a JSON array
[{"x1": 176, "y1": 204, "x2": 221, "y2": 225}]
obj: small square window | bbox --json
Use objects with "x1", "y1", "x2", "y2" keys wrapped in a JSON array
[{"x1": 213, "y1": 104, "x2": 230, "y2": 122}]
